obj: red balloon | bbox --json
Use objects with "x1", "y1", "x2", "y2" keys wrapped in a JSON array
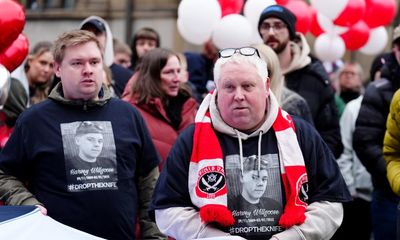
[
  {"x1": 218, "y1": 0, "x2": 244, "y2": 17},
  {"x1": 334, "y1": 0, "x2": 366, "y2": 27},
  {"x1": 340, "y1": 20, "x2": 369, "y2": 50},
  {"x1": 276, "y1": 0, "x2": 290, "y2": 5},
  {"x1": 364, "y1": 0, "x2": 397, "y2": 28},
  {"x1": 0, "y1": 33, "x2": 29, "y2": 72},
  {"x1": 284, "y1": 0, "x2": 312, "y2": 34},
  {"x1": 0, "y1": 0, "x2": 25, "y2": 52},
  {"x1": 310, "y1": 7, "x2": 324, "y2": 37}
]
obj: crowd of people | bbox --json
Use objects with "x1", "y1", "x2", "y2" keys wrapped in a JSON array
[{"x1": 0, "y1": 4, "x2": 400, "y2": 240}]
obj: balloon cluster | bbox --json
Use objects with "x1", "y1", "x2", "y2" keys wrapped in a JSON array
[
  {"x1": 177, "y1": 0, "x2": 397, "y2": 62},
  {"x1": 0, "y1": 0, "x2": 29, "y2": 73},
  {"x1": 310, "y1": 0, "x2": 397, "y2": 61}
]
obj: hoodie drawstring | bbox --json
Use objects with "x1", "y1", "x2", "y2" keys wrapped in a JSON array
[
  {"x1": 235, "y1": 129, "x2": 264, "y2": 176},
  {"x1": 257, "y1": 131, "x2": 263, "y2": 174},
  {"x1": 235, "y1": 129, "x2": 244, "y2": 177}
]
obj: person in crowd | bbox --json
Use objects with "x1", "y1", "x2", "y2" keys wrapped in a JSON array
[
  {"x1": 369, "y1": 52, "x2": 391, "y2": 82},
  {"x1": 336, "y1": 62, "x2": 365, "y2": 104},
  {"x1": 323, "y1": 59, "x2": 346, "y2": 117},
  {"x1": 384, "y1": 88, "x2": 400, "y2": 240},
  {"x1": 150, "y1": 48, "x2": 351, "y2": 240},
  {"x1": 0, "y1": 78, "x2": 28, "y2": 150},
  {"x1": 123, "y1": 48, "x2": 197, "y2": 169},
  {"x1": 184, "y1": 39, "x2": 219, "y2": 103},
  {"x1": 13, "y1": 41, "x2": 54, "y2": 105},
  {"x1": 113, "y1": 38, "x2": 132, "y2": 69},
  {"x1": 331, "y1": 94, "x2": 373, "y2": 239},
  {"x1": 0, "y1": 30, "x2": 164, "y2": 240},
  {"x1": 176, "y1": 52, "x2": 202, "y2": 102},
  {"x1": 129, "y1": 27, "x2": 160, "y2": 71},
  {"x1": 353, "y1": 24, "x2": 400, "y2": 240},
  {"x1": 258, "y1": 5, "x2": 342, "y2": 158},
  {"x1": 253, "y1": 44, "x2": 313, "y2": 124},
  {"x1": 101, "y1": 63, "x2": 116, "y2": 97},
  {"x1": 80, "y1": 16, "x2": 133, "y2": 98}
]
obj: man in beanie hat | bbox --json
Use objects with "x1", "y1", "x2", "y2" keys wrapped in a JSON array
[
  {"x1": 258, "y1": 5, "x2": 343, "y2": 159},
  {"x1": 354, "y1": 24, "x2": 400, "y2": 240}
]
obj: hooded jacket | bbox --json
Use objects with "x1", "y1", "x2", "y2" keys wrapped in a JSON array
[
  {"x1": 0, "y1": 83, "x2": 163, "y2": 240},
  {"x1": 354, "y1": 53, "x2": 400, "y2": 198},
  {"x1": 150, "y1": 91, "x2": 351, "y2": 240},
  {"x1": 283, "y1": 34, "x2": 342, "y2": 158},
  {"x1": 124, "y1": 90, "x2": 197, "y2": 169}
]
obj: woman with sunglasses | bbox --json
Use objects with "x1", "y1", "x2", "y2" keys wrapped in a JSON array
[{"x1": 123, "y1": 48, "x2": 197, "y2": 169}]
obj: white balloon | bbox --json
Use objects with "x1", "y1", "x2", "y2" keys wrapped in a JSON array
[
  {"x1": 212, "y1": 14, "x2": 254, "y2": 49},
  {"x1": 0, "y1": 64, "x2": 10, "y2": 108},
  {"x1": 177, "y1": 18, "x2": 210, "y2": 45},
  {"x1": 249, "y1": 31, "x2": 263, "y2": 45},
  {"x1": 317, "y1": 13, "x2": 348, "y2": 35},
  {"x1": 244, "y1": 0, "x2": 277, "y2": 27},
  {"x1": 314, "y1": 33, "x2": 346, "y2": 62},
  {"x1": 359, "y1": 26, "x2": 388, "y2": 55},
  {"x1": 177, "y1": 0, "x2": 221, "y2": 45},
  {"x1": 310, "y1": 0, "x2": 348, "y2": 20}
]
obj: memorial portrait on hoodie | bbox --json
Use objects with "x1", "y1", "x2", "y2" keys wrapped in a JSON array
[
  {"x1": 61, "y1": 121, "x2": 118, "y2": 192},
  {"x1": 226, "y1": 153, "x2": 283, "y2": 239}
]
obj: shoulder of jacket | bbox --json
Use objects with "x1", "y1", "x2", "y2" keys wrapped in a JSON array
[
  {"x1": 305, "y1": 62, "x2": 331, "y2": 86},
  {"x1": 369, "y1": 78, "x2": 391, "y2": 89}
]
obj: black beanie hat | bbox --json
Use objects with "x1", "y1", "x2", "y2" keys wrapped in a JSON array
[{"x1": 258, "y1": 5, "x2": 297, "y2": 40}]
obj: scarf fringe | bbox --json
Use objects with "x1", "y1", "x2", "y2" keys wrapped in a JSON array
[
  {"x1": 200, "y1": 204, "x2": 235, "y2": 227},
  {"x1": 279, "y1": 207, "x2": 307, "y2": 229}
]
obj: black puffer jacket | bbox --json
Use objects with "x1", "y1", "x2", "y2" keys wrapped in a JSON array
[
  {"x1": 285, "y1": 59, "x2": 343, "y2": 158},
  {"x1": 353, "y1": 53, "x2": 400, "y2": 195}
]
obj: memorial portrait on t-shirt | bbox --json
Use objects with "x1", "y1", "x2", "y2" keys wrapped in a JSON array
[
  {"x1": 61, "y1": 121, "x2": 118, "y2": 192},
  {"x1": 226, "y1": 153, "x2": 283, "y2": 239}
]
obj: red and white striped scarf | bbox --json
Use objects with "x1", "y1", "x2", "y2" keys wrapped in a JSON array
[{"x1": 188, "y1": 93, "x2": 308, "y2": 229}]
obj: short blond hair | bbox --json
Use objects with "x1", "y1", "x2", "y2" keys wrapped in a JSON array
[
  {"x1": 213, "y1": 52, "x2": 268, "y2": 87},
  {"x1": 252, "y1": 43, "x2": 283, "y2": 103},
  {"x1": 53, "y1": 29, "x2": 103, "y2": 64}
]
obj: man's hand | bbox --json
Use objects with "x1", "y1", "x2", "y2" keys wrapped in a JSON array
[{"x1": 35, "y1": 205, "x2": 47, "y2": 215}]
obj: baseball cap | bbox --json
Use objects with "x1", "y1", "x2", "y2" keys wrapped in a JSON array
[{"x1": 81, "y1": 19, "x2": 106, "y2": 34}]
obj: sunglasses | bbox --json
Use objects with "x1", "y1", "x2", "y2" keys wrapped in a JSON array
[{"x1": 218, "y1": 47, "x2": 260, "y2": 58}]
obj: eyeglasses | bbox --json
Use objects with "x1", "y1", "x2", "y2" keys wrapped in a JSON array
[
  {"x1": 218, "y1": 47, "x2": 260, "y2": 58},
  {"x1": 260, "y1": 22, "x2": 287, "y2": 33}
]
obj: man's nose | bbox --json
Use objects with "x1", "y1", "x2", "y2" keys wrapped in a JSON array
[
  {"x1": 234, "y1": 88, "x2": 245, "y2": 100},
  {"x1": 83, "y1": 62, "x2": 93, "y2": 75}
]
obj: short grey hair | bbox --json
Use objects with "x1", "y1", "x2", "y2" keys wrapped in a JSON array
[{"x1": 213, "y1": 53, "x2": 269, "y2": 86}]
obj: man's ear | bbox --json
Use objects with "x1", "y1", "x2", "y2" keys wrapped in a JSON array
[
  {"x1": 27, "y1": 55, "x2": 34, "y2": 66},
  {"x1": 265, "y1": 77, "x2": 270, "y2": 91},
  {"x1": 54, "y1": 62, "x2": 62, "y2": 78},
  {"x1": 75, "y1": 136, "x2": 80, "y2": 145}
]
